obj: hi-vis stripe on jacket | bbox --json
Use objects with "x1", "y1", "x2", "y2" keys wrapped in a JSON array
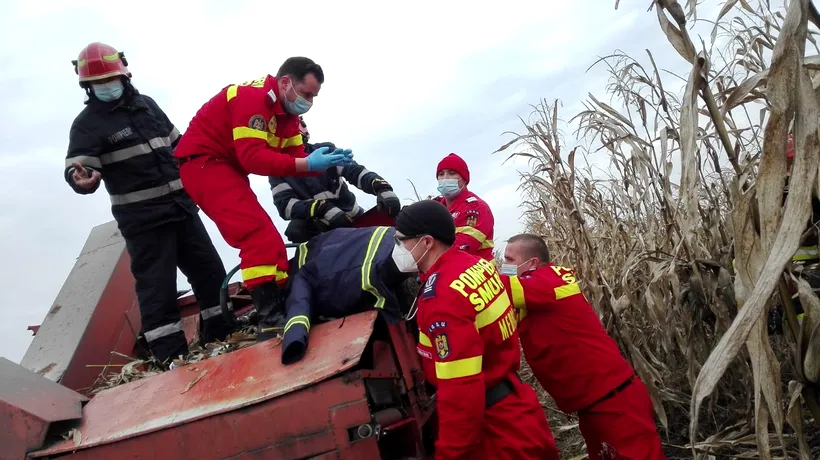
[
  {"x1": 435, "y1": 189, "x2": 495, "y2": 261},
  {"x1": 173, "y1": 74, "x2": 318, "y2": 178},
  {"x1": 64, "y1": 92, "x2": 196, "y2": 238},
  {"x1": 280, "y1": 226, "x2": 404, "y2": 365}
]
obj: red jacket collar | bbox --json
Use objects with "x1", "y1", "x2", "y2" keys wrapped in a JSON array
[{"x1": 265, "y1": 75, "x2": 286, "y2": 116}]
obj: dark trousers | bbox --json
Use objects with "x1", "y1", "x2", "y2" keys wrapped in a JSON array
[{"x1": 124, "y1": 212, "x2": 232, "y2": 362}]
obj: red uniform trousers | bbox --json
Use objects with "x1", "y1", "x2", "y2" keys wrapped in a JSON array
[
  {"x1": 578, "y1": 378, "x2": 665, "y2": 460},
  {"x1": 180, "y1": 156, "x2": 288, "y2": 289},
  {"x1": 478, "y1": 377, "x2": 559, "y2": 460}
]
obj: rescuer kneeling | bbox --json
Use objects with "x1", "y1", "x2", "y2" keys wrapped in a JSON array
[
  {"x1": 173, "y1": 57, "x2": 353, "y2": 343},
  {"x1": 279, "y1": 226, "x2": 417, "y2": 365},
  {"x1": 394, "y1": 200, "x2": 559, "y2": 460},
  {"x1": 500, "y1": 234, "x2": 665, "y2": 460}
]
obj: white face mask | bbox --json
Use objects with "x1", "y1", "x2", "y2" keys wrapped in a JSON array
[
  {"x1": 500, "y1": 259, "x2": 535, "y2": 276},
  {"x1": 392, "y1": 239, "x2": 428, "y2": 273}
]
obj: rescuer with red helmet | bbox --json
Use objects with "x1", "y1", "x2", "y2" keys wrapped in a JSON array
[
  {"x1": 64, "y1": 42, "x2": 235, "y2": 364},
  {"x1": 433, "y1": 153, "x2": 496, "y2": 261},
  {"x1": 173, "y1": 57, "x2": 353, "y2": 343},
  {"x1": 394, "y1": 200, "x2": 559, "y2": 460},
  {"x1": 499, "y1": 234, "x2": 665, "y2": 459}
]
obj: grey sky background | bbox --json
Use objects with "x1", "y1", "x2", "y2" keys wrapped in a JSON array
[{"x1": 0, "y1": 0, "x2": 724, "y2": 363}]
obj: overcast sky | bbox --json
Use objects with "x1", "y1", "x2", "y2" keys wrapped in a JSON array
[{"x1": 0, "y1": 0, "x2": 724, "y2": 363}]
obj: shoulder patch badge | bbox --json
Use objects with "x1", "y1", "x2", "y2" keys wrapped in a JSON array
[
  {"x1": 451, "y1": 211, "x2": 460, "y2": 219},
  {"x1": 465, "y1": 209, "x2": 480, "y2": 227},
  {"x1": 267, "y1": 116, "x2": 278, "y2": 134},
  {"x1": 466, "y1": 196, "x2": 478, "y2": 203},
  {"x1": 435, "y1": 333, "x2": 450, "y2": 359},
  {"x1": 422, "y1": 273, "x2": 438, "y2": 299},
  {"x1": 249, "y1": 115, "x2": 266, "y2": 131}
]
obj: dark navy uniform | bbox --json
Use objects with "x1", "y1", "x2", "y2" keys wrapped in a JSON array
[
  {"x1": 280, "y1": 226, "x2": 412, "y2": 364},
  {"x1": 269, "y1": 141, "x2": 399, "y2": 243},
  {"x1": 64, "y1": 86, "x2": 233, "y2": 362}
]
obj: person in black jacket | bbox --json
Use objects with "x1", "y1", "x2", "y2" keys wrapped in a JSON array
[
  {"x1": 269, "y1": 117, "x2": 401, "y2": 243},
  {"x1": 280, "y1": 226, "x2": 418, "y2": 364},
  {"x1": 64, "y1": 42, "x2": 234, "y2": 364}
]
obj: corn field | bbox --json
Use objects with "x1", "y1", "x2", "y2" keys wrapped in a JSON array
[{"x1": 497, "y1": 0, "x2": 820, "y2": 458}]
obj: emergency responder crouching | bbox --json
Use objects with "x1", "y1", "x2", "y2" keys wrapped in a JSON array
[
  {"x1": 269, "y1": 116, "x2": 401, "y2": 244},
  {"x1": 434, "y1": 153, "x2": 496, "y2": 261},
  {"x1": 500, "y1": 234, "x2": 665, "y2": 459},
  {"x1": 64, "y1": 42, "x2": 234, "y2": 364},
  {"x1": 280, "y1": 226, "x2": 417, "y2": 365},
  {"x1": 173, "y1": 57, "x2": 353, "y2": 344},
  {"x1": 393, "y1": 200, "x2": 559, "y2": 459}
]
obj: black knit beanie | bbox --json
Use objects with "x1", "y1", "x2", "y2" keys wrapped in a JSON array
[{"x1": 395, "y1": 200, "x2": 456, "y2": 245}]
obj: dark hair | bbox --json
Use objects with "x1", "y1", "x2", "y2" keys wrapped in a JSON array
[
  {"x1": 507, "y1": 233, "x2": 550, "y2": 263},
  {"x1": 276, "y1": 57, "x2": 324, "y2": 84}
]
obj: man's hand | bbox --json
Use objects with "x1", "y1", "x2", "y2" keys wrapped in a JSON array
[
  {"x1": 71, "y1": 162, "x2": 101, "y2": 189},
  {"x1": 372, "y1": 179, "x2": 401, "y2": 217}
]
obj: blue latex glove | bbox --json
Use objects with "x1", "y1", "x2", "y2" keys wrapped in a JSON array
[{"x1": 306, "y1": 147, "x2": 350, "y2": 171}]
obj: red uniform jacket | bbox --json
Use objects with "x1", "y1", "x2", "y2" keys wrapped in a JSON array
[
  {"x1": 501, "y1": 264, "x2": 635, "y2": 413},
  {"x1": 435, "y1": 189, "x2": 494, "y2": 261},
  {"x1": 174, "y1": 75, "x2": 316, "y2": 177},
  {"x1": 416, "y1": 248, "x2": 521, "y2": 459}
]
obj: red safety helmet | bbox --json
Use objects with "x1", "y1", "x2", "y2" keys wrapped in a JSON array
[{"x1": 71, "y1": 42, "x2": 131, "y2": 85}]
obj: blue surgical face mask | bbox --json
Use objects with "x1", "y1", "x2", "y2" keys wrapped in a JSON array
[
  {"x1": 92, "y1": 80, "x2": 124, "y2": 102},
  {"x1": 282, "y1": 83, "x2": 312, "y2": 115},
  {"x1": 437, "y1": 178, "x2": 462, "y2": 199}
]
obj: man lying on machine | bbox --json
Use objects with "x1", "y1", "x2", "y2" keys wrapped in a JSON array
[{"x1": 278, "y1": 225, "x2": 418, "y2": 365}]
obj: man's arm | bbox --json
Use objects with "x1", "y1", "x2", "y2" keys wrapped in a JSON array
[
  {"x1": 340, "y1": 161, "x2": 400, "y2": 216},
  {"x1": 501, "y1": 265, "x2": 583, "y2": 314},
  {"x1": 281, "y1": 256, "x2": 314, "y2": 365},
  {"x1": 427, "y1": 295, "x2": 485, "y2": 459},
  {"x1": 454, "y1": 201, "x2": 494, "y2": 254},
  {"x1": 143, "y1": 95, "x2": 181, "y2": 150},
  {"x1": 230, "y1": 87, "x2": 313, "y2": 177},
  {"x1": 64, "y1": 121, "x2": 103, "y2": 195},
  {"x1": 268, "y1": 176, "x2": 347, "y2": 225}
]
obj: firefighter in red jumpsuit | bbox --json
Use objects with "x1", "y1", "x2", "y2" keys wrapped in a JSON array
[
  {"x1": 500, "y1": 233, "x2": 665, "y2": 460},
  {"x1": 173, "y1": 57, "x2": 353, "y2": 342},
  {"x1": 393, "y1": 200, "x2": 559, "y2": 460},
  {"x1": 434, "y1": 153, "x2": 495, "y2": 261}
]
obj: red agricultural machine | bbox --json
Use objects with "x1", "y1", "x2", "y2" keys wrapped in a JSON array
[{"x1": 0, "y1": 209, "x2": 437, "y2": 460}]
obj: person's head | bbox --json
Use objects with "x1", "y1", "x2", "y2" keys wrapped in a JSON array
[
  {"x1": 393, "y1": 200, "x2": 456, "y2": 273},
  {"x1": 276, "y1": 57, "x2": 324, "y2": 116},
  {"x1": 436, "y1": 153, "x2": 470, "y2": 200},
  {"x1": 501, "y1": 233, "x2": 550, "y2": 276},
  {"x1": 72, "y1": 42, "x2": 132, "y2": 103}
]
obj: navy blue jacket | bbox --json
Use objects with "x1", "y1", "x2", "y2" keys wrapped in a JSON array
[{"x1": 281, "y1": 226, "x2": 405, "y2": 364}]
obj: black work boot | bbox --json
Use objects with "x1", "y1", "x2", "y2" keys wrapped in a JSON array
[{"x1": 251, "y1": 282, "x2": 286, "y2": 343}]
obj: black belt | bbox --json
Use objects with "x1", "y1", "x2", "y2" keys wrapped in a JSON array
[
  {"x1": 174, "y1": 154, "x2": 205, "y2": 167},
  {"x1": 485, "y1": 375, "x2": 520, "y2": 409},
  {"x1": 579, "y1": 374, "x2": 635, "y2": 413}
]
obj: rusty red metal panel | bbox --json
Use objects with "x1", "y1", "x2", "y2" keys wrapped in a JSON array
[
  {"x1": 31, "y1": 311, "x2": 379, "y2": 458},
  {"x1": 34, "y1": 374, "x2": 375, "y2": 459},
  {"x1": 0, "y1": 358, "x2": 87, "y2": 460},
  {"x1": 19, "y1": 220, "x2": 140, "y2": 395}
]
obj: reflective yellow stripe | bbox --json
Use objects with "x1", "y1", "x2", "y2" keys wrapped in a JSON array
[
  {"x1": 233, "y1": 126, "x2": 267, "y2": 141},
  {"x1": 227, "y1": 85, "x2": 238, "y2": 102},
  {"x1": 102, "y1": 52, "x2": 121, "y2": 62},
  {"x1": 455, "y1": 226, "x2": 488, "y2": 244},
  {"x1": 267, "y1": 134, "x2": 303, "y2": 149},
  {"x1": 555, "y1": 283, "x2": 581, "y2": 300},
  {"x1": 241, "y1": 265, "x2": 288, "y2": 283},
  {"x1": 509, "y1": 275, "x2": 528, "y2": 321},
  {"x1": 474, "y1": 293, "x2": 510, "y2": 330},
  {"x1": 480, "y1": 238, "x2": 495, "y2": 249},
  {"x1": 419, "y1": 331, "x2": 432, "y2": 347},
  {"x1": 435, "y1": 356, "x2": 483, "y2": 380},
  {"x1": 793, "y1": 246, "x2": 819, "y2": 261},
  {"x1": 797, "y1": 313, "x2": 805, "y2": 322},
  {"x1": 309, "y1": 200, "x2": 320, "y2": 217},
  {"x1": 285, "y1": 314, "x2": 310, "y2": 333},
  {"x1": 298, "y1": 243, "x2": 309, "y2": 268},
  {"x1": 361, "y1": 227, "x2": 389, "y2": 309}
]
